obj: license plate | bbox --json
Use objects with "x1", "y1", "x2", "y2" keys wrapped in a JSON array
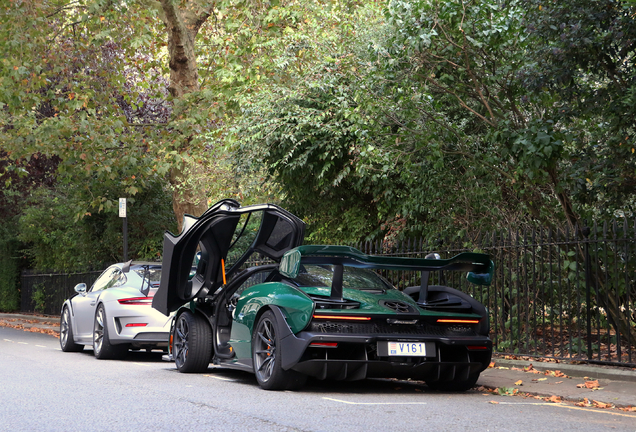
[{"x1": 387, "y1": 341, "x2": 427, "y2": 356}]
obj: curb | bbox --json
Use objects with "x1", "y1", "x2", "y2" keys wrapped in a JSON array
[{"x1": 493, "y1": 358, "x2": 636, "y2": 383}]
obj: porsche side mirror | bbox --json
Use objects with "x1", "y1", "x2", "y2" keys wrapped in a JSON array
[{"x1": 74, "y1": 283, "x2": 87, "y2": 295}]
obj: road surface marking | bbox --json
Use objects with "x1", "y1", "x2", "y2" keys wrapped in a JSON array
[
  {"x1": 35, "y1": 345, "x2": 47, "y2": 348},
  {"x1": 18, "y1": 342, "x2": 28, "y2": 345},
  {"x1": 3, "y1": 339, "x2": 13, "y2": 342},
  {"x1": 323, "y1": 397, "x2": 427, "y2": 405},
  {"x1": 132, "y1": 362, "x2": 151, "y2": 367},
  {"x1": 203, "y1": 375, "x2": 234, "y2": 381},
  {"x1": 493, "y1": 402, "x2": 636, "y2": 418}
]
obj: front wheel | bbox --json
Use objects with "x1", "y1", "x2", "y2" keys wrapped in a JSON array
[
  {"x1": 252, "y1": 310, "x2": 306, "y2": 390},
  {"x1": 93, "y1": 304, "x2": 128, "y2": 360},
  {"x1": 426, "y1": 373, "x2": 480, "y2": 392},
  {"x1": 59, "y1": 306, "x2": 84, "y2": 352},
  {"x1": 173, "y1": 311, "x2": 212, "y2": 373}
]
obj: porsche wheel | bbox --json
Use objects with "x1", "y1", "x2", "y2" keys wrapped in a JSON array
[
  {"x1": 173, "y1": 311, "x2": 212, "y2": 373},
  {"x1": 252, "y1": 310, "x2": 306, "y2": 390},
  {"x1": 59, "y1": 306, "x2": 84, "y2": 352},
  {"x1": 426, "y1": 373, "x2": 480, "y2": 392},
  {"x1": 93, "y1": 304, "x2": 128, "y2": 360}
]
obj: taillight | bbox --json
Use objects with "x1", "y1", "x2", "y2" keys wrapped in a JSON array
[
  {"x1": 125, "y1": 323, "x2": 148, "y2": 327},
  {"x1": 118, "y1": 297, "x2": 152, "y2": 305},
  {"x1": 309, "y1": 342, "x2": 338, "y2": 348},
  {"x1": 467, "y1": 345, "x2": 489, "y2": 350},
  {"x1": 436, "y1": 318, "x2": 480, "y2": 324},
  {"x1": 312, "y1": 314, "x2": 371, "y2": 321}
]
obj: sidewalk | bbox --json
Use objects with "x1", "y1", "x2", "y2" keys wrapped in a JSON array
[
  {"x1": 479, "y1": 358, "x2": 636, "y2": 409},
  {"x1": 0, "y1": 312, "x2": 60, "y2": 335},
  {"x1": 1, "y1": 312, "x2": 635, "y2": 409}
]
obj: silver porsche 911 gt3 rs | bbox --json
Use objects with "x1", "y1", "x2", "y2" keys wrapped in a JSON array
[{"x1": 59, "y1": 261, "x2": 172, "y2": 359}]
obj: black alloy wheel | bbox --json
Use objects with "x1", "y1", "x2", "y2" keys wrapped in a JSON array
[
  {"x1": 172, "y1": 310, "x2": 212, "y2": 373},
  {"x1": 252, "y1": 310, "x2": 306, "y2": 390}
]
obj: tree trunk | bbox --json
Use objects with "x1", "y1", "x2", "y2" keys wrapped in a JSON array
[{"x1": 158, "y1": 0, "x2": 214, "y2": 231}]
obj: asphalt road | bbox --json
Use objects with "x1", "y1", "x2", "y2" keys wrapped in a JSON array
[{"x1": 1, "y1": 327, "x2": 635, "y2": 432}]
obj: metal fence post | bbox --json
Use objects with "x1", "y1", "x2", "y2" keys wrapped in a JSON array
[{"x1": 583, "y1": 226, "x2": 592, "y2": 360}]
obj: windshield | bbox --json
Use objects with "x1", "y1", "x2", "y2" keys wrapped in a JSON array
[{"x1": 292, "y1": 265, "x2": 393, "y2": 291}]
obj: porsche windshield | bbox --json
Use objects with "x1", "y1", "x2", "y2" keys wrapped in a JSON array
[{"x1": 292, "y1": 265, "x2": 393, "y2": 291}]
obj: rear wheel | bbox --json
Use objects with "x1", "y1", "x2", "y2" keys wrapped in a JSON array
[
  {"x1": 173, "y1": 311, "x2": 212, "y2": 373},
  {"x1": 426, "y1": 373, "x2": 480, "y2": 392},
  {"x1": 252, "y1": 310, "x2": 306, "y2": 390},
  {"x1": 59, "y1": 306, "x2": 84, "y2": 352},
  {"x1": 93, "y1": 304, "x2": 128, "y2": 360}
]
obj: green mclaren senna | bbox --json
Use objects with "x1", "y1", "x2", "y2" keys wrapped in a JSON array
[{"x1": 152, "y1": 199, "x2": 494, "y2": 391}]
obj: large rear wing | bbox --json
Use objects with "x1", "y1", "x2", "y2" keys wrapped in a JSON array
[{"x1": 279, "y1": 245, "x2": 494, "y2": 301}]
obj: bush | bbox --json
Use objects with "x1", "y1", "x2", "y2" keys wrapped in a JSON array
[{"x1": 0, "y1": 237, "x2": 21, "y2": 312}]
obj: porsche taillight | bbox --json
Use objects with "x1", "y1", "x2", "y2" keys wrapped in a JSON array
[{"x1": 118, "y1": 297, "x2": 152, "y2": 305}]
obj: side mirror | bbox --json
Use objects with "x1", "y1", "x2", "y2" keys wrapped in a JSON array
[{"x1": 74, "y1": 283, "x2": 87, "y2": 295}]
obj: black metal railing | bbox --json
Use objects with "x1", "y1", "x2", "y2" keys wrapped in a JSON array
[
  {"x1": 356, "y1": 221, "x2": 636, "y2": 367},
  {"x1": 21, "y1": 269, "x2": 104, "y2": 316}
]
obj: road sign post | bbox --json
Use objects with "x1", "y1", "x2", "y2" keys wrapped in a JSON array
[{"x1": 119, "y1": 198, "x2": 128, "y2": 261}]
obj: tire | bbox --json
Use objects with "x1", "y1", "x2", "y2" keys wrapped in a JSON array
[
  {"x1": 173, "y1": 310, "x2": 212, "y2": 373},
  {"x1": 252, "y1": 310, "x2": 307, "y2": 390},
  {"x1": 93, "y1": 304, "x2": 129, "y2": 360},
  {"x1": 59, "y1": 306, "x2": 84, "y2": 352},
  {"x1": 426, "y1": 373, "x2": 480, "y2": 392}
]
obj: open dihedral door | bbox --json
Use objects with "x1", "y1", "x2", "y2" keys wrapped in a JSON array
[{"x1": 152, "y1": 200, "x2": 305, "y2": 316}]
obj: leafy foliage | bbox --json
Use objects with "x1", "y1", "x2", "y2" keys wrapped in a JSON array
[{"x1": 17, "y1": 179, "x2": 175, "y2": 271}]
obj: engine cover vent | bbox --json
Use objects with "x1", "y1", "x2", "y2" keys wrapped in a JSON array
[{"x1": 379, "y1": 300, "x2": 418, "y2": 314}]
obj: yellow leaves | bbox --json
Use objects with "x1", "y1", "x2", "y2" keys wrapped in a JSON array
[
  {"x1": 545, "y1": 370, "x2": 568, "y2": 378},
  {"x1": 514, "y1": 380, "x2": 523, "y2": 386},
  {"x1": 488, "y1": 361, "x2": 495, "y2": 368},
  {"x1": 100, "y1": 16, "x2": 105, "y2": 21},
  {"x1": 545, "y1": 395, "x2": 562, "y2": 403}
]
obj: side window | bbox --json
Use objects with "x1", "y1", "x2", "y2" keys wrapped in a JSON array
[
  {"x1": 235, "y1": 270, "x2": 273, "y2": 297},
  {"x1": 109, "y1": 270, "x2": 127, "y2": 289},
  {"x1": 91, "y1": 267, "x2": 123, "y2": 292}
]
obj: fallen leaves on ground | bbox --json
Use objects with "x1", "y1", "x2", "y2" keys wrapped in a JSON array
[
  {"x1": 544, "y1": 370, "x2": 569, "y2": 378},
  {"x1": 514, "y1": 380, "x2": 523, "y2": 386},
  {"x1": 619, "y1": 406, "x2": 636, "y2": 412},
  {"x1": 545, "y1": 395, "x2": 562, "y2": 403},
  {"x1": 576, "y1": 380, "x2": 601, "y2": 390},
  {"x1": 497, "y1": 387, "x2": 519, "y2": 396},
  {"x1": 576, "y1": 398, "x2": 591, "y2": 407},
  {"x1": 0, "y1": 320, "x2": 58, "y2": 337},
  {"x1": 592, "y1": 400, "x2": 614, "y2": 409}
]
